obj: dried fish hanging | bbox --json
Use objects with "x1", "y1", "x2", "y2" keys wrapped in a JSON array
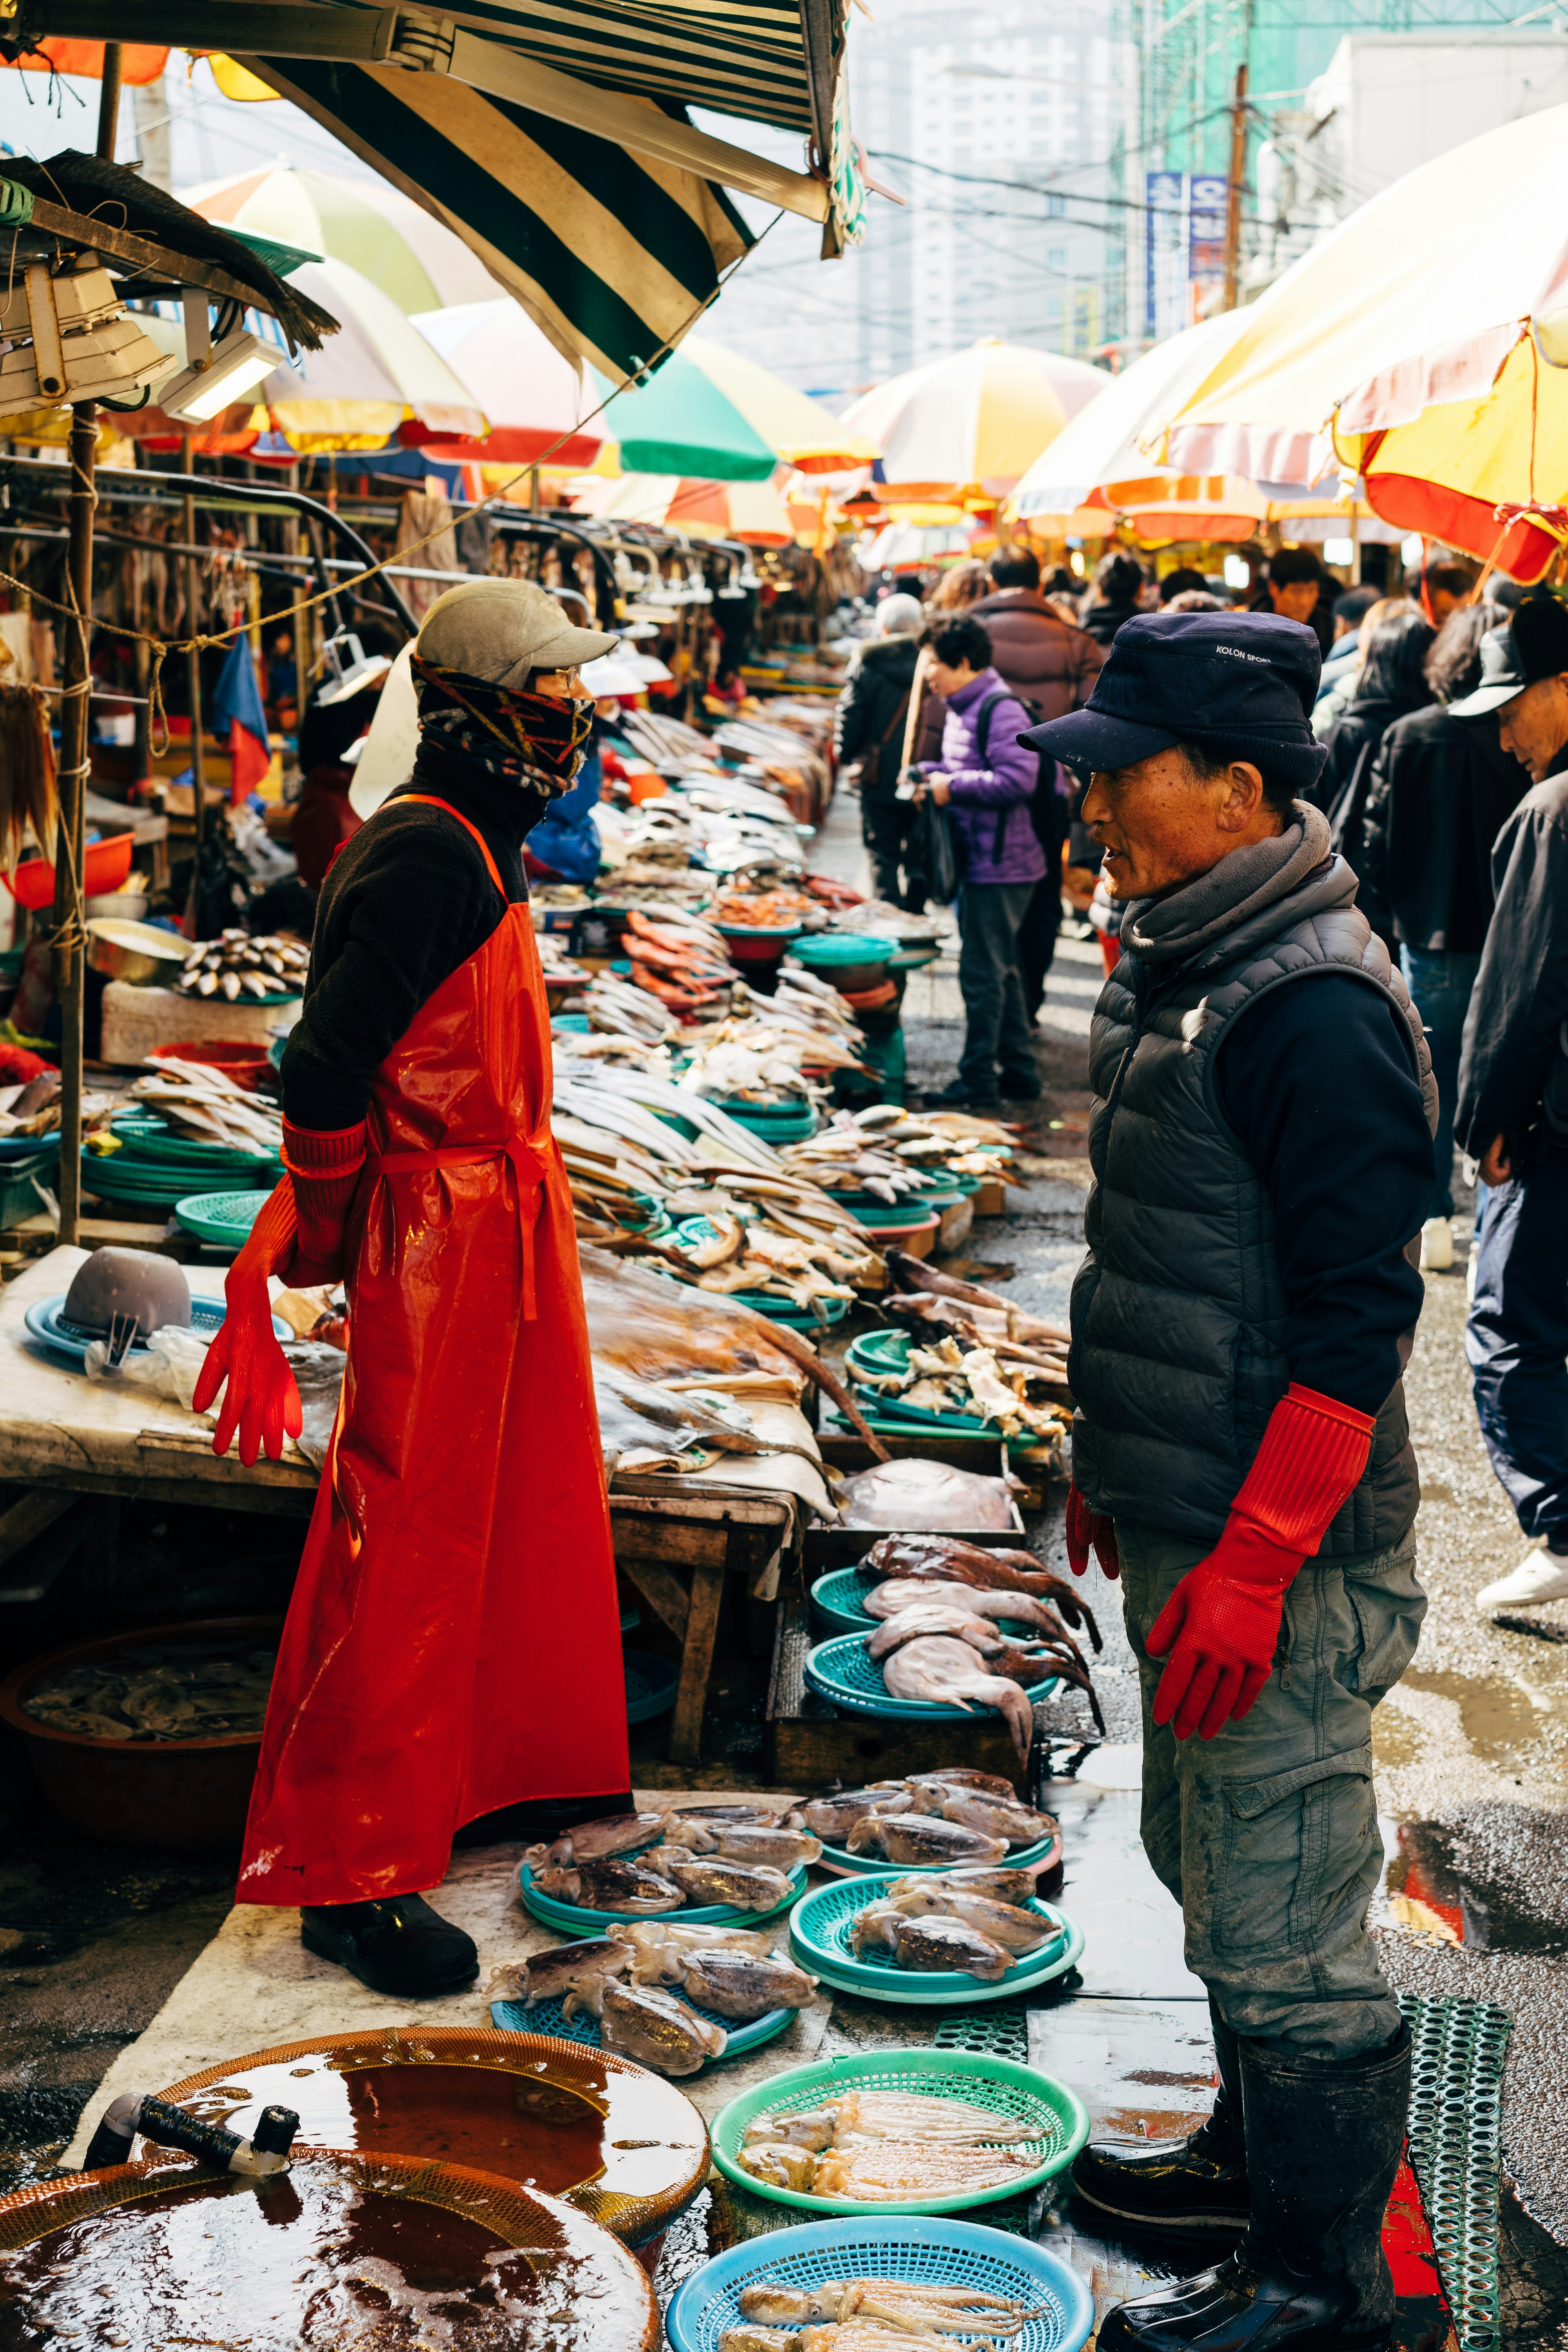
[{"x1": 0, "y1": 680, "x2": 58, "y2": 875}]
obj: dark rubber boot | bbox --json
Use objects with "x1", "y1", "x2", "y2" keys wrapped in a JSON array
[
  {"x1": 301, "y1": 1893, "x2": 479, "y2": 1996},
  {"x1": 1072, "y1": 2002, "x2": 1248, "y2": 2231},
  {"x1": 452, "y1": 1791, "x2": 635, "y2": 1849},
  {"x1": 1096, "y1": 2022, "x2": 1412, "y2": 2352}
]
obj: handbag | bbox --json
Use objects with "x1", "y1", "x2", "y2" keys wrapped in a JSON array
[
  {"x1": 918, "y1": 792, "x2": 959, "y2": 904},
  {"x1": 841, "y1": 690, "x2": 911, "y2": 795}
]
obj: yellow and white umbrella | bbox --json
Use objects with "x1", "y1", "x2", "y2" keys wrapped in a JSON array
[
  {"x1": 261, "y1": 258, "x2": 486, "y2": 452},
  {"x1": 182, "y1": 164, "x2": 501, "y2": 313},
  {"x1": 570, "y1": 471, "x2": 819, "y2": 545},
  {"x1": 841, "y1": 339, "x2": 1109, "y2": 503},
  {"x1": 1149, "y1": 102, "x2": 1568, "y2": 580}
]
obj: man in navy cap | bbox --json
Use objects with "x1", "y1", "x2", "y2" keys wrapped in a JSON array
[
  {"x1": 1450, "y1": 594, "x2": 1568, "y2": 1617},
  {"x1": 1024, "y1": 609, "x2": 1438, "y2": 2352}
]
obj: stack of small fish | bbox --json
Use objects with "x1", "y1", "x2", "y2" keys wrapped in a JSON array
[
  {"x1": 733, "y1": 2092, "x2": 1048, "y2": 2201},
  {"x1": 129, "y1": 1061, "x2": 283, "y2": 1156},
  {"x1": 781, "y1": 1108, "x2": 1016, "y2": 1207},
  {"x1": 878, "y1": 1254, "x2": 1071, "y2": 1390},
  {"x1": 853, "y1": 1335, "x2": 1071, "y2": 1451},
  {"x1": 852, "y1": 1535, "x2": 1107, "y2": 1756},
  {"x1": 24, "y1": 1639, "x2": 278, "y2": 1741},
  {"x1": 495, "y1": 1919, "x2": 818, "y2": 2078},
  {"x1": 622, "y1": 907, "x2": 739, "y2": 1014},
  {"x1": 525, "y1": 1802, "x2": 819, "y2": 1919},
  {"x1": 724, "y1": 2276, "x2": 1037, "y2": 2351},
  {"x1": 176, "y1": 931, "x2": 307, "y2": 1001}
]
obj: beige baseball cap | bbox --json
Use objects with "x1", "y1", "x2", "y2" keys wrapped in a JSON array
[{"x1": 415, "y1": 577, "x2": 618, "y2": 686}]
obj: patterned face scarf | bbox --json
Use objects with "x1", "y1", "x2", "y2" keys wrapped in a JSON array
[{"x1": 410, "y1": 655, "x2": 594, "y2": 796}]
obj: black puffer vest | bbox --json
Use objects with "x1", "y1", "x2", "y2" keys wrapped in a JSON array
[{"x1": 1069, "y1": 854, "x2": 1437, "y2": 1557}]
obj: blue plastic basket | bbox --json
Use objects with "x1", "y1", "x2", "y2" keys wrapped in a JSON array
[
  {"x1": 665, "y1": 2216, "x2": 1093, "y2": 2352},
  {"x1": 804, "y1": 1632, "x2": 1058, "y2": 1721},
  {"x1": 518, "y1": 1859, "x2": 806, "y2": 1935},
  {"x1": 489, "y1": 1991, "x2": 793, "y2": 2067},
  {"x1": 787, "y1": 1874, "x2": 1083, "y2": 2006}
]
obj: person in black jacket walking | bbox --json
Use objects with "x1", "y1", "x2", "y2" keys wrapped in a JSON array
[
  {"x1": 1359, "y1": 602, "x2": 1529, "y2": 1263},
  {"x1": 1449, "y1": 596, "x2": 1568, "y2": 1617},
  {"x1": 835, "y1": 593, "x2": 926, "y2": 907},
  {"x1": 1316, "y1": 608, "x2": 1434, "y2": 889}
]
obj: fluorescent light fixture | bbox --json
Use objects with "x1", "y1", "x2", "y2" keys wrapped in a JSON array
[
  {"x1": 1323, "y1": 537, "x2": 1355, "y2": 566},
  {"x1": 1223, "y1": 554, "x2": 1251, "y2": 588},
  {"x1": 160, "y1": 328, "x2": 275, "y2": 424}
]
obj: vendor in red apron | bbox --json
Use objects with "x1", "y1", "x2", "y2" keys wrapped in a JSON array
[{"x1": 194, "y1": 579, "x2": 632, "y2": 1999}]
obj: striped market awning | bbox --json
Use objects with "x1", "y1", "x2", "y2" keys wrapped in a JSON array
[
  {"x1": 258, "y1": 56, "x2": 760, "y2": 384},
  {"x1": 23, "y1": 0, "x2": 857, "y2": 384}
]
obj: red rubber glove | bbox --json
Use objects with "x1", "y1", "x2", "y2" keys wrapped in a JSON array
[
  {"x1": 1147, "y1": 1384, "x2": 1375, "y2": 1742},
  {"x1": 1066, "y1": 1480, "x2": 1120, "y2": 1581},
  {"x1": 280, "y1": 1115, "x2": 366, "y2": 1287},
  {"x1": 191, "y1": 1179, "x2": 304, "y2": 1466}
]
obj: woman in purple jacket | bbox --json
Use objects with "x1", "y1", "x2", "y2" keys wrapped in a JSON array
[{"x1": 911, "y1": 613, "x2": 1045, "y2": 1103}]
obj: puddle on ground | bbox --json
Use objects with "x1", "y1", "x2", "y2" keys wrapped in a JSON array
[
  {"x1": 1386, "y1": 1806, "x2": 1568, "y2": 1956},
  {"x1": 1372, "y1": 1709, "x2": 1423, "y2": 1770},
  {"x1": 1399, "y1": 1667, "x2": 1539, "y2": 1763}
]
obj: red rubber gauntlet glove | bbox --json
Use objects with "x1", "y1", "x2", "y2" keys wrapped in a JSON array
[
  {"x1": 191, "y1": 1179, "x2": 305, "y2": 1466},
  {"x1": 1066, "y1": 1480, "x2": 1120, "y2": 1581},
  {"x1": 1147, "y1": 1384, "x2": 1375, "y2": 1742},
  {"x1": 280, "y1": 1115, "x2": 366, "y2": 1287}
]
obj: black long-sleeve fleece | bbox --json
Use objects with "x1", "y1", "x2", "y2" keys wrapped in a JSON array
[
  {"x1": 1210, "y1": 971, "x2": 1433, "y2": 1417},
  {"x1": 281, "y1": 742, "x2": 544, "y2": 1134}
]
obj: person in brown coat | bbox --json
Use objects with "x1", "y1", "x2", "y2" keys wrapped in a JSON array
[{"x1": 919, "y1": 547, "x2": 1103, "y2": 1013}]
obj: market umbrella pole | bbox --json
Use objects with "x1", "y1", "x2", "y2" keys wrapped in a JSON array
[
  {"x1": 181, "y1": 435, "x2": 206, "y2": 905},
  {"x1": 50, "y1": 403, "x2": 96, "y2": 1249},
  {"x1": 50, "y1": 42, "x2": 122, "y2": 1248}
]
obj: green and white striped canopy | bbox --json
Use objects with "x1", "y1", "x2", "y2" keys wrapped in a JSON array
[
  {"x1": 248, "y1": 0, "x2": 851, "y2": 385},
  {"x1": 258, "y1": 57, "x2": 755, "y2": 382}
]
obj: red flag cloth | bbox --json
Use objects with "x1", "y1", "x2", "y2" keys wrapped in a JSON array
[{"x1": 228, "y1": 719, "x2": 272, "y2": 804}]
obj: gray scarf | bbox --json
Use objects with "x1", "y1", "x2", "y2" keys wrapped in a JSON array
[{"x1": 1119, "y1": 800, "x2": 1337, "y2": 965}]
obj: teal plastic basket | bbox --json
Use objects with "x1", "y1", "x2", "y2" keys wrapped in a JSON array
[
  {"x1": 174, "y1": 1189, "x2": 273, "y2": 1247},
  {"x1": 809, "y1": 1566, "x2": 882, "y2": 1633},
  {"x1": 793, "y1": 935, "x2": 898, "y2": 967},
  {"x1": 787, "y1": 1875, "x2": 1084, "y2": 2007},
  {"x1": 664, "y1": 2217, "x2": 1093, "y2": 2352},
  {"x1": 518, "y1": 1858, "x2": 806, "y2": 1935},
  {"x1": 490, "y1": 1989, "x2": 792, "y2": 2067},
  {"x1": 846, "y1": 1330, "x2": 912, "y2": 1379},
  {"x1": 816, "y1": 1818, "x2": 1062, "y2": 1877},
  {"x1": 731, "y1": 1289, "x2": 848, "y2": 1330},
  {"x1": 804, "y1": 1632, "x2": 1057, "y2": 1720},
  {"x1": 706, "y1": 2047, "x2": 1091, "y2": 2217}
]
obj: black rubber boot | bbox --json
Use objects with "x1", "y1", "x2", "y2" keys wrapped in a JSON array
[
  {"x1": 1072, "y1": 2002, "x2": 1249, "y2": 2232},
  {"x1": 1097, "y1": 2022, "x2": 1412, "y2": 2352},
  {"x1": 301, "y1": 1893, "x2": 479, "y2": 1996}
]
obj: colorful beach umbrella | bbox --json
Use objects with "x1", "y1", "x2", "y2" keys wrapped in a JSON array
[
  {"x1": 260, "y1": 258, "x2": 486, "y2": 451},
  {"x1": 595, "y1": 336, "x2": 878, "y2": 481},
  {"x1": 1148, "y1": 102, "x2": 1568, "y2": 581},
  {"x1": 181, "y1": 165, "x2": 503, "y2": 314},
  {"x1": 570, "y1": 472, "x2": 820, "y2": 545},
  {"x1": 842, "y1": 339, "x2": 1110, "y2": 502},
  {"x1": 410, "y1": 300, "x2": 605, "y2": 468}
]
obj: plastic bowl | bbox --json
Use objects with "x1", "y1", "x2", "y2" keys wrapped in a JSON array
[
  {"x1": 0, "y1": 1615, "x2": 280, "y2": 1849},
  {"x1": 5, "y1": 831, "x2": 132, "y2": 909},
  {"x1": 704, "y1": 2051, "x2": 1092, "y2": 2221}
]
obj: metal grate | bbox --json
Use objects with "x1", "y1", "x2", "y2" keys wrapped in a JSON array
[
  {"x1": 933, "y1": 2009, "x2": 1032, "y2": 2062},
  {"x1": 1398, "y1": 1993, "x2": 1511, "y2": 2352}
]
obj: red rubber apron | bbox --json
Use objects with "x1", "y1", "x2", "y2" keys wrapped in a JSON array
[{"x1": 238, "y1": 795, "x2": 629, "y2": 1906}]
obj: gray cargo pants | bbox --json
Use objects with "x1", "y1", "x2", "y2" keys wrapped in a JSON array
[{"x1": 1117, "y1": 1518, "x2": 1425, "y2": 2061}]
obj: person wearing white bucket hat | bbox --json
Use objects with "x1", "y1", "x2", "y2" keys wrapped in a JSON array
[{"x1": 192, "y1": 577, "x2": 632, "y2": 2000}]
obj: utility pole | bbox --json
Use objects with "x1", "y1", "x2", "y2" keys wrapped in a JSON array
[{"x1": 1221, "y1": 62, "x2": 1248, "y2": 311}]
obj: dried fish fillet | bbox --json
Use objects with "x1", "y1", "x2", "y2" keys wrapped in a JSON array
[{"x1": 811, "y1": 2141, "x2": 1035, "y2": 2200}]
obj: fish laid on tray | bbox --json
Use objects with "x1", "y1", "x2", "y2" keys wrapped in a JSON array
[
  {"x1": 490, "y1": 1920, "x2": 818, "y2": 2076},
  {"x1": 802, "y1": 1768, "x2": 1058, "y2": 1858},
  {"x1": 735, "y1": 2087, "x2": 1045, "y2": 2200},
  {"x1": 858, "y1": 1536, "x2": 1102, "y2": 1645},
  {"x1": 850, "y1": 1886, "x2": 1058, "y2": 1980},
  {"x1": 524, "y1": 1807, "x2": 815, "y2": 1915},
  {"x1": 735, "y1": 2279, "x2": 1037, "y2": 2332}
]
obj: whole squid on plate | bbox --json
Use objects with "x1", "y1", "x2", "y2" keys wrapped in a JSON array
[
  {"x1": 659, "y1": 1816, "x2": 823, "y2": 1869},
  {"x1": 599, "y1": 1979, "x2": 727, "y2": 2074},
  {"x1": 498, "y1": 1934, "x2": 634, "y2": 2016},
  {"x1": 674, "y1": 1947, "x2": 818, "y2": 2020},
  {"x1": 531, "y1": 1857, "x2": 683, "y2": 1913},
  {"x1": 802, "y1": 1785, "x2": 912, "y2": 1840},
  {"x1": 878, "y1": 1636, "x2": 1038, "y2": 1767},
  {"x1": 843, "y1": 1811, "x2": 1008, "y2": 1867},
  {"x1": 887, "y1": 1864, "x2": 1045, "y2": 1904},
  {"x1": 850, "y1": 1905, "x2": 1012, "y2": 1981},
  {"x1": 642, "y1": 1848, "x2": 796, "y2": 1913},
  {"x1": 860, "y1": 1536, "x2": 1102, "y2": 1648},
  {"x1": 523, "y1": 1811, "x2": 665, "y2": 1868}
]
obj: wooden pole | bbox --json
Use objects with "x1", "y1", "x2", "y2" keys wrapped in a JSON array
[
  {"x1": 181, "y1": 434, "x2": 206, "y2": 924},
  {"x1": 1221, "y1": 64, "x2": 1248, "y2": 312},
  {"x1": 50, "y1": 45, "x2": 121, "y2": 1246}
]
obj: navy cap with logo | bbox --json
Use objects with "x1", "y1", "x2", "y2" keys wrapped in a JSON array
[
  {"x1": 1020, "y1": 608, "x2": 1329, "y2": 793},
  {"x1": 1448, "y1": 591, "x2": 1568, "y2": 720}
]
